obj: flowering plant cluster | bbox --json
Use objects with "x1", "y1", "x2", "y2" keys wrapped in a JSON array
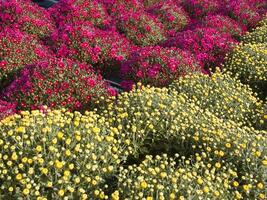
[
  {"x1": 116, "y1": 11, "x2": 166, "y2": 46},
  {"x1": 2, "y1": 58, "x2": 115, "y2": 111},
  {"x1": 163, "y1": 27, "x2": 237, "y2": 70},
  {"x1": 0, "y1": 28, "x2": 51, "y2": 85},
  {"x1": 0, "y1": 100, "x2": 16, "y2": 120},
  {"x1": 146, "y1": 1, "x2": 189, "y2": 35},
  {"x1": 0, "y1": 0, "x2": 55, "y2": 39},
  {"x1": 120, "y1": 46, "x2": 201, "y2": 89},
  {"x1": 201, "y1": 14, "x2": 246, "y2": 38},
  {"x1": 224, "y1": 0, "x2": 263, "y2": 29},
  {"x1": 170, "y1": 70, "x2": 262, "y2": 126},
  {"x1": 0, "y1": 84, "x2": 266, "y2": 199},
  {"x1": 52, "y1": 24, "x2": 133, "y2": 73},
  {"x1": 225, "y1": 43, "x2": 267, "y2": 97},
  {"x1": 117, "y1": 154, "x2": 237, "y2": 199},
  {"x1": 181, "y1": 0, "x2": 221, "y2": 18},
  {"x1": 0, "y1": 1, "x2": 266, "y2": 199},
  {"x1": 242, "y1": 20, "x2": 267, "y2": 44},
  {"x1": 101, "y1": 85, "x2": 267, "y2": 199},
  {"x1": 48, "y1": 0, "x2": 111, "y2": 29},
  {"x1": 0, "y1": 109, "x2": 127, "y2": 199}
]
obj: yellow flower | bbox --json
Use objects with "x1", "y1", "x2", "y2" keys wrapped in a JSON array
[
  {"x1": 259, "y1": 193, "x2": 265, "y2": 199},
  {"x1": 16, "y1": 127, "x2": 26, "y2": 133},
  {"x1": 57, "y1": 131, "x2": 64, "y2": 139},
  {"x1": 8, "y1": 187, "x2": 13, "y2": 192},
  {"x1": 215, "y1": 162, "x2": 221, "y2": 168},
  {"x1": 262, "y1": 159, "x2": 267, "y2": 166},
  {"x1": 11, "y1": 153, "x2": 18, "y2": 160},
  {"x1": 66, "y1": 138, "x2": 71, "y2": 145},
  {"x1": 257, "y1": 183, "x2": 264, "y2": 189},
  {"x1": 233, "y1": 181, "x2": 239, "y2": 187},
  {"x1": 140, "y1": 181, "x2": 148, "y2": 189},
  {"x1": 65, "y1": 149, "x2": 71, "y2": 156},
  {"x1": 146, "y1": 197, "x2": 153, "y2": 200},
  {"x1": 197, "y1": 178, "x2": 203, "y2": 185},
  {"x1": 23, "y1": 188, "x2": 30, "y2": 195},
  {"x1": 41, "y1": 168, "x2": 48, "y2": 175},
  {"x1": 243, "y1": 185, "x2": 249, "y2": 191},
  {"x1": 92, "y1": 127, "x2": 100, "y2": 134},
  {"x1": 69, "y1": 163, "x2": 74, "y2": 170},
  {"x1": 203, "y1": 186, "x2": 209, "y2": 193},
  {"x1": 58, "y1": 189, "x2": 64, "y2": 197},
  {"x1": 47, "y1": 182, "x2": 53, "y2": 187},
  {"x1": 16, "y1": 173, "x2": 22, "y2": 180},
  {"x1": 36, "y1": 145, "x2": 42, "y2": 152},
  {"x1": 55, "y1": 160, "x2": 63, "y2": 169},
  {"x1": 170, "y1": 193, "x2": 175, "y2": 199},
  {"x1": 111, "y1": 190, "x2": 119, "y2": 200}
]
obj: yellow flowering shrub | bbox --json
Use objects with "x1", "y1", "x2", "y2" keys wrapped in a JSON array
[
  {"x1": 101, "y1": 84, "x2": 198, "y2": 157},
  {"x1": 170, "y1": 71, "x2": 262, "y2": 126},
  {"x1": 117, "y1": 154, "x2": 236, "y2": 199},
  {"x1": 224, "y1": 42, "x2": 267, "y2": 97},
  {"x1": 0, "y1": 109, "x2": 127, "y2": 199},
  {"x1": 242, "y1": 23, "x2": 267, "y2": 44},
  {"x1": 104, "y1": 85, "x2": 267, "y2": 199}
]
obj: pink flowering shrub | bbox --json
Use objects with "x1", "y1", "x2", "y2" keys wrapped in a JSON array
[
  {"x1": 107, "y1": 0, "x2": 144, "y2": 15},
  {"x1": 2, "y1": 58, "x2": 115, "y2": 111},
  {"x1": 120, "y1": 46, "x2": 201, "y2": 88},
  {"x1": 0, "y1": 100, "x2": 16, "y2": 120},
  {"x1": 0, "y1": 28, "x2": 52, "y2": 86},
  {"x1": 202, "y1": 15, "x2": 246, "y2": 38},
  {"x1": 116, "y1": 11, "x2": 166, "y2": 46},
  {"x1": 51, "y1": 24, "x2": 133, "y2": 72},
  {"x1": 0, "y1": 0, "x2": 55, "y2": 39},
  {"x1": 48, "y1": 0, "x2": 112, "y2": 29},
  {"x1": 147, "y1": 1, "x2": 189, "y2": 35},
  {"x1": 163, "y1": 27, "x2": 237, "y2": 70},
  {"x1": 224, "y1": 0, "x2": 263, "y2": 28},
  {"x1": 181, "y1": 0, "x2": 221, "y2": 18}
]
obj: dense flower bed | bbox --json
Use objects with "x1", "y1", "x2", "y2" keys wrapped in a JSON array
[
  {"x1": 163, "y1": 27, "x2": 237, "y2": 70},
  {"x1": 120, "y1": 46, "x2": 201, "y2": 89},
  {"x1": 0, "y1": 0, "x2": 55, "y2": 39},
  {"x1": 48, "y1": 0, "x2": 112, "y2": 29},
  {"x1": 51, "y1": 24, "x2": 133, "y2": 73},
  {"x1": 0, "y1": 28, "x2": 51, "y2": 86},
  {"x1": 0, "y1": 0, "x2": 266, "y2": 199},
  {"x1": 2, "y1": 58, "x2": 114, "y2": 111},
  {"x1": 224, "y1": 43, "x2": 267, "y2": 97}
]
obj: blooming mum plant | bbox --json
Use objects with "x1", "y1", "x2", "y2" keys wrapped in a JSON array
[
  {"x1": 163, "y1": 27, "x2": 237, "y2": 70},
  {"x1": 241, "y1": 19, "x2": 267, "y2": 44},
  {"x1": 0, "y1": 109, "x2": 128, "y2": 199},
  {"x1": 0, "y1": 0, "x2": 55, "y2": 39},
  {"x1": 2, "y1": 58, "x2": 115, "y2": 111},
  {"x1": 116, "y1": 10, "x2": 166, "y2": 46},
  {"x1": 224, "y1": 0, "x2": 263, "y2": 29},
  {"x1": 170, "y1": 70, "x2": 262, "y2": 126},
  {"x1": 51, "y1": 24, "x2": 133, "y2": 73},
  {"x1": 224, "y1": 42, "x2": 267, "y2": 97},
  {"x1": 120, "y1": 46, "x2": 201, "y2": 88},
  {"x1": 181, "y1": 0, "x2": 221, "y2": 19},
  {"x1": 146, "y1": 1, "x2": 189, "y2": 36},
  {"x1": 116, "y1": 154, "x2": 237, "y2": 199},
  {"x1": 106, "y1": 84, "x2": 267, "y2": 199},
  {"x1": 48, "y1": 0, "x2": 112, "y2": 29},
  {"x1": 201, "y1": 14, "x2": 247, "y2": 38},
  {"x1": 0, "y1": 28, "x2": 52, "y2": 86}
]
